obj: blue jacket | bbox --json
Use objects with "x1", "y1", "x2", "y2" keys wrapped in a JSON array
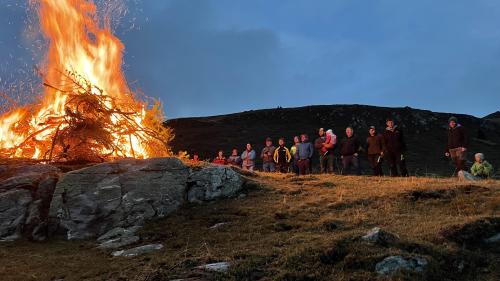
[
  {"x1": 295, "y1": 142, "x2": 314, "y2": 160},
  {"x1": 241, "y1": 150, "x2": 256, "y2": 167}
]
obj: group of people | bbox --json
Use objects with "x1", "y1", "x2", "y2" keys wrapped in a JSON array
[{"x1": 207, "y1": 116, "x2": 495, "y2": 180}]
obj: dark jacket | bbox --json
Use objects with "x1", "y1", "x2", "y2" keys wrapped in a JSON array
[
  {"x1": 295, "y1": 142, "x2": 314, "y2": 160},
  {"x1": 261, "y1": 146, "x2": 276, "y2": 163},
  {"x1": 339, "y1": 136, "x2": 361, "y2": 156},
  {"x1": 383, "y1": 126, "x2": 406, "y2": 154},
  {"x1": 273, "y1": 145, "x2": 292, "y2": 163},
  {"x1": 366, "y1": 134, "x2": 385, "y2": 155},
  {"x1": 446, "y1": 124, "x2": 467, "y2": 152},
  {"x1": 227, "y1": 155, "x2": 242, "y2": 166}
]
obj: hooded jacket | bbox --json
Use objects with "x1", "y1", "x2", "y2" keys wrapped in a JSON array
[{"x1": 446, "y1": 124, "x2": 467, "y2": 153}]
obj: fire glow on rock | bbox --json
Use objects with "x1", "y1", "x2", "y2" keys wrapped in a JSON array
[{"x1": 0, "y1": 0, "x2": 173, "y2": 162}]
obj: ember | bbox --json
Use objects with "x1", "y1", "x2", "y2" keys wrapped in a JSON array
[{"x1": 0, "y1": 0, "x2": 172, "y2": 162}]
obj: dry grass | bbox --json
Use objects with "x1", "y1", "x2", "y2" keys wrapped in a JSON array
[{"x1": 0, "y1": 174, "x2": 499, "y2": 281}]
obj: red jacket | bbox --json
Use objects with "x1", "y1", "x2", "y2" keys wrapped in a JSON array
[{"x1": 212, "y1": 157, "x2": 227, "y2": 165}]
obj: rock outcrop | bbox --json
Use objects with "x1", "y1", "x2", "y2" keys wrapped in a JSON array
[
  {"x1": 0, "y1": 163, "x2": 60, "y2": 241},
  {"x1": 48, "y1": 158, "x2": 245, "y2": 240}
]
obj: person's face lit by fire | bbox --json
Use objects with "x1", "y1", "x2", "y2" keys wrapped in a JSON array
[
  {"x1": 386, "y1": 120, "x2": 394, "y2": 129},
  {"x1": 346, "y1": 127, "x2": 353, "y2": 138}
]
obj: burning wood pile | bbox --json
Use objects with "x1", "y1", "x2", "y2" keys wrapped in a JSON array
[{"x1": 0, "y1": 0, "x2": 173, "y2": 162}]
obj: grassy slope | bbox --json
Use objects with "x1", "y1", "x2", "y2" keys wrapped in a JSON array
[{"x1": 0, "y1": 174, "x2": 499, "y2": 281}]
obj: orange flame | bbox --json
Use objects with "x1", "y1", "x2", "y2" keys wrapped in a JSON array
[{"x1": 0, "y1": 0, "x2": 171, "y2": 161}]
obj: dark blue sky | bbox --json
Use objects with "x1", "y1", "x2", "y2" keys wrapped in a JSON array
[{"x1": 1, "y1": 0, "x2": 499, "y2": 118}]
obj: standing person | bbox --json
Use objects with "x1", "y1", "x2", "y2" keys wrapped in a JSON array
[
  {"x1": 241, "y1": 143, "x2": 256, "y2": 171},
  {"x1": 314, "y1": 128, "x2": 336, "y2": 173},
  {"x1": 227, "y1": 148, "x2": 242, "y2": 167},
  {"x1": 212, "y1": 150, "x2": 227, "y2": 165},
  {"x1": 274, "y1": 138, "x2": 292, "y2": 173},
  {"x1": 445, "y1": 116, "x2": 468, "y2": 174},
  {"x1": 382, "y1": 118, "x2": 408, "y2": 177},
  {"x1": 366, "y1": 126, "x2": 384, "y2": 176},
  {"x1": 261, "y1": 137, "x2": 276, "y2": 172},
  {"x1": 295, "y1": 134, "x2": 314, "y2": 175},
  {"x1": 339, "y1": 127, "x2": 361, "y2": 175},
  {"x1": 290, "y1": 136, "x2": 300, "y2": 175}
]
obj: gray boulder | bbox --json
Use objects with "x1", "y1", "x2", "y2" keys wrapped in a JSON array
[
  {"x1": 97, "y1": 226, "x2": 141, "y2": 249},
  {"x1": 361, "y1": 227, "x2": 399, "y2": 246},
  {"x1": 187, "y1": 165, "x2": 243, "y2": 202},
  {"x1": 375, "y1": 255, "x2": 428, "y2": 276},
  {"x1": 49, "y1": 158, "x2": 244, "y2": 240},
  {"x1": 0, "y1": 164, "x2": 60, "y2": 240}
]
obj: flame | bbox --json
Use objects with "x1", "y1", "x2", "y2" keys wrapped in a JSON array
[{"x1": 0, "y1": 0, "x2": 172, "y2": 161}]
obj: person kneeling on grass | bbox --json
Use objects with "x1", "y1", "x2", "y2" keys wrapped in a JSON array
[{"x1": 458, "y1": 153, "x2": 494, "y2": 181}]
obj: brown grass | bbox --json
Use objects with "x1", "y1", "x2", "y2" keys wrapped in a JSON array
[{"x1": 0, "y1": 174, "x2": 499, "y2": 281}]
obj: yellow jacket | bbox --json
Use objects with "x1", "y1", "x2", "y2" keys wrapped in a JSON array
[{"x1": 273, "y1": 146, "x2": 292, "y2": 163}]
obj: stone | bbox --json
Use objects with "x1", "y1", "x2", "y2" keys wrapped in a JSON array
[
  {"x1": 361, "y1": 227, "x2": 398, "y2": 246},
  {"x1": 209, "y1": 222, "x2": 230, "y2": 229},
  {"x1": 49, "y1": 158, "x2": 244, "y2": 240},
  {"x1": 0, "y1": 189, "x2": 32, "y2": 238},
  {"x1": 49, "y1": 158, "x2": 189, "y2": 239},
  {"x1": 97, "y1": 226, "x2": 141, "y2": 249},
  {"x1": 97, "y1": 235, "x2": 140, "y2": 249},
  {"x1": 197, "y1": 262, "x2": 230, "y2": 273},
  {"x1": 0, "y1": 163, "x2": 60, "y2": 240},
  {"x1": 375, "y1": 255, "x2": 428, "y2": 276},
  {"x1": 97, "y1": 226, "x2": 141, "y2": 242},
  {"x1": 187, "y1": 165, "x2": 243, "y2": 203},
  {"x1": 111, "y1": 243, "x2": 163, "y2": 257}
]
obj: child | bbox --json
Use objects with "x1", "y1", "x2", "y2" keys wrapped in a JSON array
[
  {"x1": 458, "y1": 153, "x2": 494, "y2": 181},
  {"x1": 321, "y1": 129, "x2": 336, "y2": 155},
  {"x1": 470, "y1": 153, "x2": 493, "y2": 178}
]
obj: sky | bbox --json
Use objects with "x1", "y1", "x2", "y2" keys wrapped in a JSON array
[{"x1": 1, "y1": 0, "x2": 500, "y2": 118}]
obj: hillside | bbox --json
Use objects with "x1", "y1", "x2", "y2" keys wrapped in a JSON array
[
  {"x1": 167, "y1": 105, "x2": 500, "y2": 177},
  {"x1": 1, "y1": 173, "x2": 498, "y2": 280}
]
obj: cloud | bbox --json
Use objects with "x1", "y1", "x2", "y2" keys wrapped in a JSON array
[{"x1": 122, "y1": 0, "x2": 286, "y2": 117}]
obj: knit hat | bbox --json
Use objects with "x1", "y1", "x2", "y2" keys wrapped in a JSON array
[
  {"x1": 448, "y1": 116, "x2": 458, "y2": 123},
  {"x1": 265, "y1": 137, "x2": 272, "y2": 142},
  {"x1": 369, "y1": 126, "x2": 376, "y2": 130}
]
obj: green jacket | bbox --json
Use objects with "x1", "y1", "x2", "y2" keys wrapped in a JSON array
[{"x1": 471, "y1": 161, "x2": 494, "y2": 178}]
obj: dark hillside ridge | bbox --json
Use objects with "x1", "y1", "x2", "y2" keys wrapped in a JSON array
[{"x1": 166, "y1": 105, "x2": 500, "y2": 176}]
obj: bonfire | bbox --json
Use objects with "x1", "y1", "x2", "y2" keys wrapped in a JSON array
[{"x1": 0, "y1": 0, "x2": 173, "y2": 162}]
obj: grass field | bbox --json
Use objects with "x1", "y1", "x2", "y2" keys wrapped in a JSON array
[{"x1": 0, "y1": 173, "x2": 499, "y2": 281}]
